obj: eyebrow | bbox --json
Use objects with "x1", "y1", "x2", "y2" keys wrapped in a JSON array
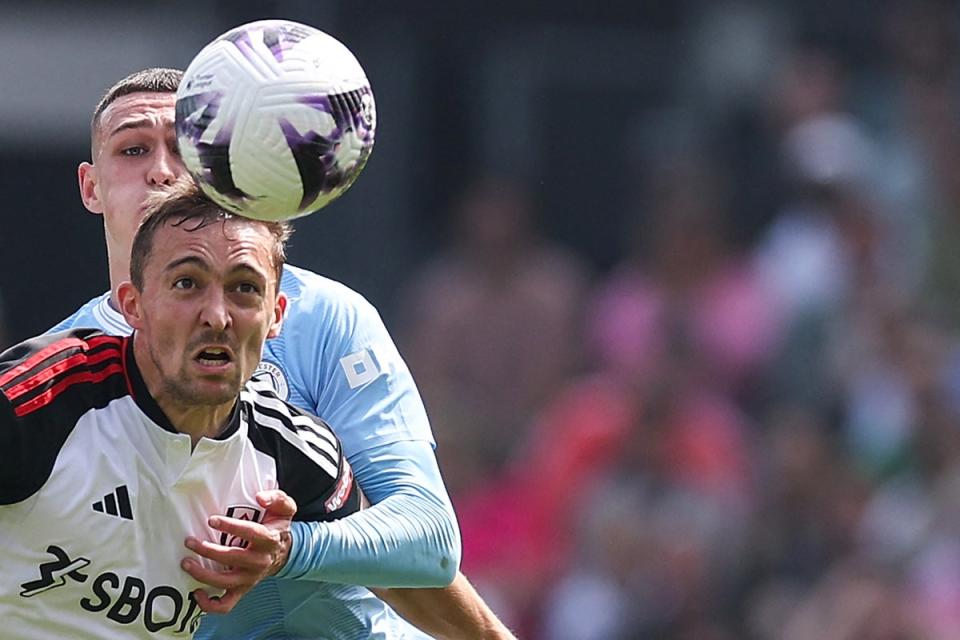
[
  {"x1": 230, "y1": 264, "x2": 269, "y2": 282},
  {"x1": 164, "y1": 255, "x2": 210, "y2": 274},
  {"x1": 105, "y1": 117, "x2": 174, "y2": 141},
  {"x1": 163, "y1": 256, "x2": 268, "y2": 280}
]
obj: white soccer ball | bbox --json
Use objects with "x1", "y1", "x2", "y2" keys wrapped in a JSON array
[{"x1": 175, "y1": 19, "x2": 376, "y2": 221}]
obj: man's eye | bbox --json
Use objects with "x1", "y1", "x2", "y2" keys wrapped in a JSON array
[
  {"x1": 121, "y1": 146, "x2": 147, "y2": 157},
  {"x1": 236, "y1": 283, "x2": 261, "y2": 295},
  {"x1": 173, "y1": 278, "x2": 194, "y2": 290}
]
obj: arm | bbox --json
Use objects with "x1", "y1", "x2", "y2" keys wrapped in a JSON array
[
  {"x1": 372, "y1": 573, "x2": 518, "y2": 640},
  {"x1": 0, "y1": 331, "x2": 104, "y2": 505},
  {"x1": 279, "y1": 438, "x2": 515, "y2": 638},
  {"x1": 262, "y1": 275, "x2": 511, "y2": 631},
  {"x1": 0, "y1": 384, "x2": 28, "y2": 505},
  {"x1": 257, "y1": 278, "x2": 457, "y2": 586},
  {"x1": 276, "y1": 438, "x2": 460, "y2": 586}
]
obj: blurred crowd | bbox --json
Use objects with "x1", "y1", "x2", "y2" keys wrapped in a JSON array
[
  {"x1": 2, "y1": 1, "x2": 960, "y2": 638},
  {"x1": 395, "y1": 2, "x2": 960, "y2": 639}
]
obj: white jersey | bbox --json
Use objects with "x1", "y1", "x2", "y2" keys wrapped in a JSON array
[{"x1": 0, "y1": 330, "x2": 360, "y2": 640}]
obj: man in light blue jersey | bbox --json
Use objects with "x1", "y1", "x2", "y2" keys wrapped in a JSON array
[{"x1": 51, "y1": 68, "x2": 514, "y2": 639}]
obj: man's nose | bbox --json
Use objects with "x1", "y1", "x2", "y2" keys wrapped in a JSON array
[
  {"x1": 199, "y1": 289, "x2": 231, "y2": 331},
  {"x1": 147, "y1": 147, "x2": 183, "y2": 186}
]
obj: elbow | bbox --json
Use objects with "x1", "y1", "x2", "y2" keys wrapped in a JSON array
[
  {"x1": 425, "y1": 551, "x2": 459, "y2": 588},
  {"x1": 434, "y1": 555, "x2": 459, "y2": 587},
  {"x1": 437, "y1": 533, "x2": 461, "y2": 587},
  {"x1": 427, "y1": 509, "x2": 462, "y2": 587}
]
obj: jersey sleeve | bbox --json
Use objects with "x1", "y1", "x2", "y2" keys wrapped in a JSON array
[
  {"x1": 244, "y1": 393, "x2": 362, "y2": 522},
  {"x1": 0, "y1": 330, "x2": 124, "y2": 504},
  {"x1": 45, "y1": 295, "x2": 105, "y2": 334},
  {"x1": 277, "y1": 438, "x2": 461, "y2": 587},
  {"x1": 0, "y1": 380, "x2": 33, "y2": 504},
  {"x1": 270, "y1": 272, "x2": 460, "y2": 588},
  {"x1": 281, "y1": 276, "x2": 435, "y2": 458}
]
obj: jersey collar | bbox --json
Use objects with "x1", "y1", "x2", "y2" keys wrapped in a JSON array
[{"x1": 96, "y1": 293, "x2": 134, "y2": 336}]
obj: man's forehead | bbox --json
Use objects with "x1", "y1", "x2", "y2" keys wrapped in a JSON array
[
  {"x1": 153, "y1": 219, "x2": 275, "y2": 270},
  {"x1": 99, "y1": 92, "x2": 176, "y2": 135}
]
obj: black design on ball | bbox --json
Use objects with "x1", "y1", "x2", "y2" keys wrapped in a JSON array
[
  {"x1": 278, "y1": 88, "x2": 375, "y2": 212},
  {"x1": 277, "y1": 117, "x2": 341, "y2": 212},
  {"x1": 175, "y1": 91, "x2": 222, "y2": 145},
  {"x1": 177, "y1": 91, "x2": 253, "y2": 205},
  {"x1": 196, "y1": 127, "x2": 251, "y2": 204}
]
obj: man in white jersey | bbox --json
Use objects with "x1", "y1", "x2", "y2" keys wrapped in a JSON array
[
  {"x1": 1, "y1": 181, "x2": 363, "y2": 639},
  {"x1": 52, "y1": 68, "x2": 515, "y2": 639}
]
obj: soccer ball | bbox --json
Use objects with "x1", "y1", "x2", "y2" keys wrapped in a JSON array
[{"x1": 175, "y1": 19, "x2": 376, "y2": 222}]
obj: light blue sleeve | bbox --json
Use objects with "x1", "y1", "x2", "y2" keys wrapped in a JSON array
[
  {"x1": 46, "y1": 300, "x2": 99, "y2": 333},
  {"x1": 279, "y1": 271, "x2": 435, "y2": 455},
  {"x1": 259, "y1": 269, "x2": 460, "y2": 585},
  {"x1": 276, "y1": 438, "x2": 461, "y2": 587},
  {"x1": 45, "y1": 293, "x2": 126, "y2": 336}
]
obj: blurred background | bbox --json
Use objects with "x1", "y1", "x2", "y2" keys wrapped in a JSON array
[{"x1": 4, "y1": 0, "x2": 960, "y2": 637}]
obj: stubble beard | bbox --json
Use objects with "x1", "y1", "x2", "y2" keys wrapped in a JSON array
[
  {"x1": 165, "y1": 371, "x2": 239, "y2": 407},
  {"x1": 149, "y1": 345, "x2": 242, "y2": 408}
]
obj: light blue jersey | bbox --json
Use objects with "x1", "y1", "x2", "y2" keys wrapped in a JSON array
[{"x1": 50, "y1": 264, "x2": 459, "y2": 639}]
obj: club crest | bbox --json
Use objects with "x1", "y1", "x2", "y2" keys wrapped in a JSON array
[{"x1": 219, "y1": 506, "x2": 264, "y2": 548}]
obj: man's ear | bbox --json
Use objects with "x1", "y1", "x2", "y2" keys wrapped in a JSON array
[
  {"x1": 78, "y1": 162, "x2": 104, "y2": 215},
  {"x1": 267, "y1": 292, "x2": 287, "y2": 339},
  {"x1": 117, "y1": 281, "x2": 144, "y2": 329}
]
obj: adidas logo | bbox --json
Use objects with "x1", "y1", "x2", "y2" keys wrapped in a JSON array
[{"x1": 92, "y1": 485, "x2": 133, "y2": 521}]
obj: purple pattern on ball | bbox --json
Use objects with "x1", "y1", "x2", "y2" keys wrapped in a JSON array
[
  {"x1": 300, "y1": 87, "x2": 375, "y2": 143},
  {"x1": 223, "y1": 28, "x2": 253, "y2": 48},
  {"x1": 262, "y1": 23, "x2": 311, "y2": 62},
  {"x1": 196, "y1": 125, "x2": 253, "y2": 204},
  {"x1": 279, "y1": 87, "x2": 375, "y2": 211},
  {"x1": 177, "y1": 90, "x2": 251, "y2": 204},
  {"x1": 175, "y1": 91, "x2": 223, "y2": 145},
  {"x1": 277, "y1": 117, "x2": 342, "y2": 211},
  {"x1": 224, "y1": 22, "x2": 314, "y2": 64},
  {"x1": 223, "y1": 29, "x2": 263, "y2": 66},
  {"x1": 262, "y1": 28, "x2": 287, "y2": 62}
]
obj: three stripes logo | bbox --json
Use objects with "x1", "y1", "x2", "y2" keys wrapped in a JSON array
[{"x1": 92, "y1": 485, "x2": 133, "y2": 521}]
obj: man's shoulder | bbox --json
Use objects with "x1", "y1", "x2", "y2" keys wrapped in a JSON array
[
  {"x1": 272, "y1": 267, "x2": 434, "y2": 450},
  {"x1": 1, "y1": 329, "x2": 123, "y2": 376},
  {"x1": 269, "y1": 266, "x2": 397, "y2": 391},
  {"x1": 240, "y1": 386, "x2": 340, "y2": 468},
  {"x1": 239, "y1": 386, "x2": 357, "y2": 517},
  {"x1": 0, "y1": 329, "x2": 128, "y2": 412},
  {"x1": 47, "y1": 292, "x2": 117, "y2": 335},
  {"x1": 0, "y1": 329, "x2": 129, "y2": 504},
  {"x1": 281, "y1": 264, "x2": 378, "y2": 321}
]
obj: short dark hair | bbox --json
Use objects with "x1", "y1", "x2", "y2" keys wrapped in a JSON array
[
  {"x1": 90, "y1": 68, "x2": 183, "y2": 152},
  {"x1": 130, "y1": 178, "x2": 292, "y2": 292}
]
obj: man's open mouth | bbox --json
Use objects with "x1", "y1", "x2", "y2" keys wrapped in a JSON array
[{"x1": 195, "y1": 347, "x2": 233, "y2": 366}]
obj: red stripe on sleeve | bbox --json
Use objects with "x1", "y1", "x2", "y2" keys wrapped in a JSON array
[
  {"x1": 3, "y1": 347, "x2": 121, "y2": 402},
  {"x1": 13, "y1": 363, "x2": 125, "y2": 417},
  {"x1": 0, "y1": 338, "x2": 87, "y2": 389},
  {"x1": 85, "y1": 335, "x2": 125, "y2": 350}
]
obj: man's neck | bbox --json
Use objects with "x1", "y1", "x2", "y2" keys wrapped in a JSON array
[{"x1": 108, "y1": 254, "x2": 131, "y2": 312}]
